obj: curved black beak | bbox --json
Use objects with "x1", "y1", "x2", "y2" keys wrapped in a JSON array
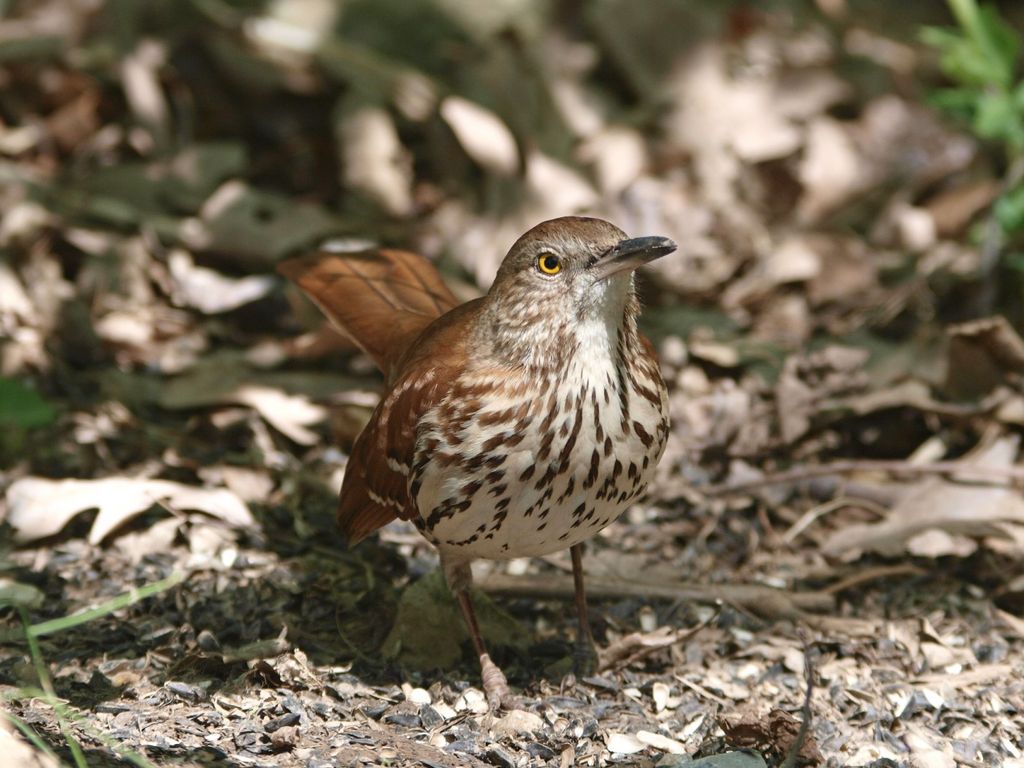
[{"x1": 589, "y1": 235, "x2": 677, "y2": 280}]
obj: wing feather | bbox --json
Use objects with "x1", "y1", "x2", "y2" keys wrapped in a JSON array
[{"x1": 277, "y1": 248, "x2": 458, "y2": 379}]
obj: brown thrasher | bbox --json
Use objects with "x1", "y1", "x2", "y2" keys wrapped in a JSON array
[{"x1": 279, "y1": 216, "x2": 674, "y2": 707}]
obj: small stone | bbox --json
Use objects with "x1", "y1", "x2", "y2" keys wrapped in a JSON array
[
  {"x1": 404, "y1": 685, "x2": 432, "y2": 705},
  {"x1": 264, "y1": 712, "x2": 300, "y2": 733},
  {"x1": 485, "y1": 745, "x2": 517, "y2": 768},
  {"x1": 606, "y1": 732, "x2": 646, "y2": 755},
  {"x1": 636, "y1": 730, "x2": 686, "y2": 755},
  {"x1": 419, "y1": 704, "x2": 444, "y2": 729},
  {"x1": 270, "y1": 725, "x2": 298, "y2": 751},
  {"x1": 164, "y1": 681, "x2": 207, "y2": 702},
  {"x1": 455, "y1": 687, "x2": 488, "y2": 714},
  {"x1": 383, "y1": 712, "x2": 421, "y2": 728},
  {"x1": 493, "y1": 708, "x2": 545, "y2": 736}
]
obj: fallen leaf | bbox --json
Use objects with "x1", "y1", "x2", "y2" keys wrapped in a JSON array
[
  {"x1": 233, "y1": 385, "x2": 326, "y2": 445},
  {"x1": 5, "y1": 477, "x2": 255, "y2": 544},
  {"x1": 337, "y1": 104, "x2": 414, "y2": 216},
  {"x1": 440, "y1": 96, "x2": 519, "y2": 176},
  {"x1": 168, "y1": 250, "x2": 275, "y2": 314},
  {"x1": 822, "y1": 436, "x2": 1024, "y2": 558},
  {"x1": 180, "y1": 180, "x2": 344, "y2": 268}
]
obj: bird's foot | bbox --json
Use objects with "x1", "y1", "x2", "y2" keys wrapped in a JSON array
[
  {"x1": 572, "y1": 637, "x2": 600, "y2": 677},
  {"x1": 479, "y1": 653, "x2": 514, "y2": 711}
]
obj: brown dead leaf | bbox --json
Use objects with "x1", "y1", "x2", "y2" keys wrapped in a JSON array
[
  {"x1": 168, "y1": 250, "x2": 275, "y2": 314},
  {"x1": 945, "y1": 316, "x2": 1024, "y2": 401},
  {"x1": 440, "y1": 96, "x2": 519, "y2": 176},
  {"x1": 822, "y1": 436, "x2": 1024, "y2": 558},
  {"x1": 337, "y1": 104, "x2": 414, "y2": 216},
  {"x1": 924, "y1": 179, "x2": 1000, "y2": 238},
  {"x1": 5, "y1": 477, "x2": 255, "y2": 544}
]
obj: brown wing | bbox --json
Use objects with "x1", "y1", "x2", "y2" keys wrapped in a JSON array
[
  {"x1": 277, "y1": 248, "x2": 459, "y2": 380},
  {"x1": 336, "y1": 300, "x2": 483, "y2": 543}
]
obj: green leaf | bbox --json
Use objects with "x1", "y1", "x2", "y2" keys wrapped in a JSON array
[
  {"x1": 0, "y1": 378, "x2": 56, "y2": 429},
  {"x1": 974, "y1": 91, "x2": 1018, "y2": 142},
  {"x1": 995, "y1": 185, "x2": 1024, "y2": 233},
  {"x1": 928, "y1": 87, "x2": 983, "y2": 121},
  {"x1": 975, "y1": 5, "x2": 1020, "y2": 88}
]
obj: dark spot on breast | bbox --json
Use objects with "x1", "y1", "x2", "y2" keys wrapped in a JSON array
[
  {"x1": 633, "y1": 421, "x2": 654, "y2": 448},
  {"x1": 585, "y1": 450, "x2": 600, "y2": 489},
  {"x1": 481, "y1": 432, "x2": 512, "y2": 452}
]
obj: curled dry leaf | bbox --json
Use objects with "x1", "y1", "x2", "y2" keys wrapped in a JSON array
[
  {"x1": 5, "y1": 477, "x2": 256, "y2": 544},
  {"x1": 822, "y1": 436, "x2": 1024, "y2": 559},
  {"x1": 337, "y1": 105, "x2": 414, "y2": 216},
  {"x1": 168, "y1": 250, "x2": 275, "y2": 314},
  {"x1": 440, "y1": 96, "x2": 519, "y2": 176}
]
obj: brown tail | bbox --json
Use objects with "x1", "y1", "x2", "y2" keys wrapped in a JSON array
[{"x1": 277, "y1": 248, "x2": 459, "y2": 379}]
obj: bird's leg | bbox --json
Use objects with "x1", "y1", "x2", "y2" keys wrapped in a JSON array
[
  {"x1": 570, "y1": 543, "x2": 599, "y2": 675},
  {"x1": 444, "y1": 558, "x2": 511, "y2": 710}
]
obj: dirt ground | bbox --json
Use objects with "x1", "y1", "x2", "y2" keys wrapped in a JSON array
[{"x1": 3, "y1": 0, "x2": 1024, "y2": 766}]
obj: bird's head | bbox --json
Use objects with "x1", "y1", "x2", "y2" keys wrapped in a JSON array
[{"x1": 481, "y1": 216, "x2": 676, "y2": 367}]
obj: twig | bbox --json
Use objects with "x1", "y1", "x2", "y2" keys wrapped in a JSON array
[
  {"x1": 822, "y1": 564, "x2": 924, "y2": 595},
  {"x1": 598, "y1": 605, "x2": 720, "y2": 672},
  {"x1": 477, "y1": 573, "x2": 833, "y2": 621},
  {"x1": 782, "y1": 496, "x2": 887, "y2": 544},
  {"x1": 780, "y1": 635, "x2": 816, "y2": 768},
  {"x1": 700, "y1": 459, "x2": 1024, "y2": 497}
]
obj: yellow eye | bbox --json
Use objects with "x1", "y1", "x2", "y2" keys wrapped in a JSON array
[{"x1": 537, "y1": 253, "x2": 561, "y2": 275}]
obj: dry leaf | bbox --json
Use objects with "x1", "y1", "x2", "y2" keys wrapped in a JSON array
[
  {"x1": 822, "y1": 436, "x2": 1024, "y2": 558},
  {"x1": 440, "y1": 96, "x2": 519, "y2": 176},
  {"x1": 233, "y1": 385, "x2": 327, "y2": 445},
  {"x1": 337, "y1": 105, "x2": 414, "y2": 216},
  {"x1": 5, "y1": 477, "x2": 255, "y2": 544},
  {"x1": 168, "y1": 250, "x2": 275, "y2": 314}
]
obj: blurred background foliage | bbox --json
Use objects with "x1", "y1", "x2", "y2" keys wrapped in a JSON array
[{"x1": 1, "y1": 0, "x2": 1024, "y2": 462}]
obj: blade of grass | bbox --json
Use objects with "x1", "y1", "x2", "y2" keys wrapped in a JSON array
[
  {"x1": 2, "y1": 710, "x2": 65, "y2": 766},
  {"x1": 1, "y1": 571, "x2": 185, "y2": 643},
  {"x1": 18, "y1": 608, "x2": 87, "y2": 768},
  {"x1": 7, "y1": 687, "x2": 157, "y2": 768}
]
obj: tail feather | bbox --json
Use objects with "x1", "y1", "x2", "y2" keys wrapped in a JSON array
[{"x1": 277, "y1": 248, "x2": 458, "y2": 379}]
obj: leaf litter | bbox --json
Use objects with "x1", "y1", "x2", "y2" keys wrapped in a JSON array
[{"x1": 1, "y1": 0, "x2": 1024, "y2": 766}]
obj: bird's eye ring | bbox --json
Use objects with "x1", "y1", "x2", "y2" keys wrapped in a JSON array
[{"x1": 537, "y1": 253, "x2": 562, "y2": 275}]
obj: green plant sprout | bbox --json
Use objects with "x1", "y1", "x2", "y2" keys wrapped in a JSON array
[
  {"x1": 923, "y1": 0, "x2": 1024, "y2": 235},
  {"x1": 2, "y1": 573, "x2": 184, "y2": 766}
]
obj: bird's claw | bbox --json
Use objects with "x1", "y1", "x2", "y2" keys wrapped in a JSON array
[{"x1": 479, "y1": 653, "x2": 514, "y2": 711}]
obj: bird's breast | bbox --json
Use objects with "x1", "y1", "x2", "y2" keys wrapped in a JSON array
[{"x1": 410, "y1": 337, "x2": 668, "y2": 560}]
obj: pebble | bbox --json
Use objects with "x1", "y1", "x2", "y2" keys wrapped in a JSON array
[
  {"x1": 484, "y1": 745, "x2": 517, "y2": 768},
  {"x1": 493, "y1": 709, "x2": 545, "y2": 736},
  {"x1": 455, "y1": 688, "x2": 488, "y2": 714},
  {"x1": 419, "y1": 704, "x2": 444, "y2": 729},
  {"x1": 402, "y1": 683, "x2": 432, "y2": 705}
]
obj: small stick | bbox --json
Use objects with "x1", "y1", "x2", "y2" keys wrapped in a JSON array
[
  {"x1": 477, "y1": 573, "x2": 833, "y2": 620},
  {"x1": 780, "y1": 634, "x2": 816, "y2": 768}
]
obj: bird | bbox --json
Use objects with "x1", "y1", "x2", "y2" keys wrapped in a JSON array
[{"x1": 278, "y1": 216, "x2": 675, "y2": 708}]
